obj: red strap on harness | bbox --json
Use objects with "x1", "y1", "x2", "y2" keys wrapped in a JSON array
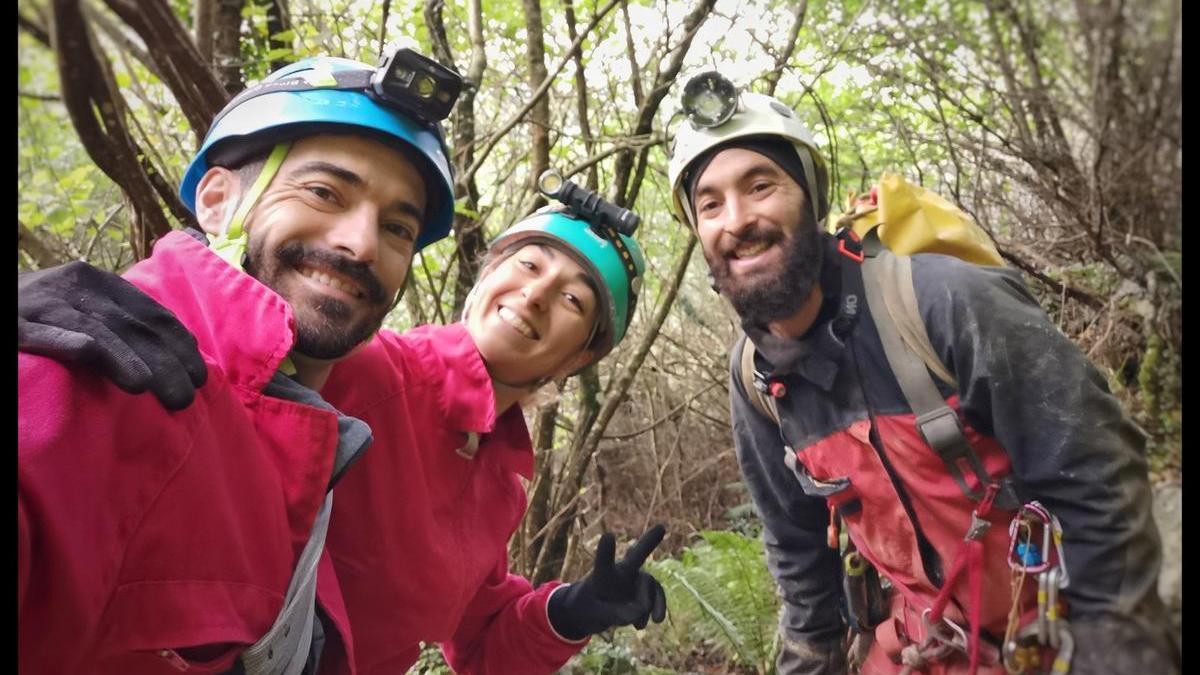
[{"x1": 927, "y1": 483, "x2": 999, "y2": 675}]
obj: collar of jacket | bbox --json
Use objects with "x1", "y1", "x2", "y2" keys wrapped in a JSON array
[
  {"x1": 327, "y1": 323, "x2": 538, "y2": 479},
  {"x1": 122, "y1": 230, "x2": 297, "y2": 395},
  {"x1": 439, "y1": 322, "x2": 537, "y2": 479},
  {"x1": 740, "y1": 233, "x2": 849, "y2": 392}
]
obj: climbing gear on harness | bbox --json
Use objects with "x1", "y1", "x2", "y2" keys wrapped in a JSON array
[
  {"x1": 898, "y1": 609, "x2": 972, "y2": 675},
  {"x1": 1002, "y1": 616, "x2": 1075, "y2": 674},
  {"x1": 922, "y1": 483, "x2": 1001, "y2": 674},
  {"x1": 843, "y1": 544, "x2": 890, "y2": 634},
  {"x1": 1007, "y1": 502, "x2": 1069, "y2": 583},
  {"x1": 1001, "y1": 502, "x2": 1072, "y2": 674}
]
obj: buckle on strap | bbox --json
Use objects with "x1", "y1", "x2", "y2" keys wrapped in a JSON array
[{"x1": 915, "y1": 408, "x2": 993, "y2": 498}]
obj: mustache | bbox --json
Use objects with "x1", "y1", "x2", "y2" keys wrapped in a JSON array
[
  {"x1": 719, "y1": 226, "x2": 781, "y2": 257},
  {"x1": 275, "y1": 242, "x2": 389, "y2": 305}
]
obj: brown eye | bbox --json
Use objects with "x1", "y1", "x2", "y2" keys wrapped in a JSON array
[
  {"x1": 307, "y1": 185, "x2": 336, "y2": 202},
  {"x1": 385, "y1": 222, "x2": 416, "y2": 241}
]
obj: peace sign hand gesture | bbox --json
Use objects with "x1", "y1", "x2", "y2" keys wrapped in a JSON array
[{"x1": 546, "y1": 525, "x2": 668, "y2": 641}]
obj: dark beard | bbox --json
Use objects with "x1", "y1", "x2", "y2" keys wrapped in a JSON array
[
  {"x1": 714, "y1": 217, "x2": 824, "y2": 326},
  {"x1": 245, "y1": 239, "x2": 391, "y2": 359}
]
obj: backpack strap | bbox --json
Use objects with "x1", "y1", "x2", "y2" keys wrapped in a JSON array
[
  {"x1": 736, "y1": 333, "x2": 781, "y2": 427},
  {"x1": 239, "y1": 491, "x2": 332, "y2": 675},
  {"x1": 859, "y1": 232, "x2": 1018, "y2": 509}
]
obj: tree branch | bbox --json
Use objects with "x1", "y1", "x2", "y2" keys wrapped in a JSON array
[
  {"x1": 18, "y1": 10, "x2": 51, "y2": 47},
  {"x1": 18, "y1": 220, "x2": 68, "y2": 269},
  {"x1": 462, "y1": 0, "x2": 621, "y2": 187}
]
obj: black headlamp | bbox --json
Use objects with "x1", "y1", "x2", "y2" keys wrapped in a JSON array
[
  {"x1": 537, "y1": 169, "x2": 640, "y2": 237},
  {"x1": 371, "y1": 48, "x2": 463, "y2": 125},
  {"x1": 211, "y1": 49, "x2": 463, "y2": 131},
  {"x1": 681, "y1": 71, "x2": 739, "y2": 129}
]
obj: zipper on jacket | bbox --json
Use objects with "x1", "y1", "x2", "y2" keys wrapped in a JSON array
[{"x1": 846, "y1": 330, "x2": 945, "y2": 589}]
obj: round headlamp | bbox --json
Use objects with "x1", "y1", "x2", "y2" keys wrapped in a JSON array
[
  {"x1": 681, "y1": 71, "x2": 739, "y2": 128},
  {"x1": 537, "y1": 168, "x2": 565, "y2": 197}
]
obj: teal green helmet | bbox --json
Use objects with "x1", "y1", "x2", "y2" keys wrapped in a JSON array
[
  {"x1": 179, "y1": 55, "x2": 456, "y2": 252},
  {"x1": 487, "y1": 209, "x2": 646, "y2": 358}
]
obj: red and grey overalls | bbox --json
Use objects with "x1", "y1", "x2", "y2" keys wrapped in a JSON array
[{"x1": 731, "y1": 234, "x2": 1162, "y2": 673}]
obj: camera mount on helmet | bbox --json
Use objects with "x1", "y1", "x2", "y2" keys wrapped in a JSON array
[{"x1": 211, "y1": 48, "x2": 463, "y2": 132}]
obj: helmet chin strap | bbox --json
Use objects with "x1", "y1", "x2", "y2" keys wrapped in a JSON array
[{"x1": 209, "y1": 142, "x2": 292, "y2": 270}]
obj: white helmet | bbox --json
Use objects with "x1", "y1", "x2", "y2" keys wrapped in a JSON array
[{"x1": 667, "y1": 72, "x2": 829, "y2": 230}]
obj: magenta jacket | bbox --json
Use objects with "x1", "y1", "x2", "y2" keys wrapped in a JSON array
[
  {"x1": 19, "y1": 232, "x2": 358, "y2": 674},
  {"x1": 321, "y1": 323, "x2": 587, "y2": 674}
]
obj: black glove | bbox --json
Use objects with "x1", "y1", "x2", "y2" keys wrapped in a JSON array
[
  {"x1": 547, "y1": 524, "x2": 668, "y2": 640},
  {"x1": 18, "y1": 260, "x2": 208, "y2": 410}
]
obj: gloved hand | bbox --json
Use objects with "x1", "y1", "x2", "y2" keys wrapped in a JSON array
[
  {"x1": 18, "y1": 260, "x2": 208, "y2": 410},
  {"x1": 547, "y1": 525, "x2": 668, "y2": 641}
]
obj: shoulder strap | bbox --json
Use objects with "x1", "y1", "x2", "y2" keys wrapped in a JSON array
[
  {"x1": 860, "y1": 240, "x2": 1017, "y2": 507},
  {"x1": 239, "y1": 492, "x2": 332, "y2": 675},
  {"x1": 876, "y1": 252, "x2": 955, "y2": 385},
  {"x1": 736, "y1": 333, "x2": 780, "y2": 427}
]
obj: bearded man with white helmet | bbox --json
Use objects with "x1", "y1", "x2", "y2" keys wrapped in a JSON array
[{"x1": 666, "y1": 72, "x2": 1177, "y2": 675}]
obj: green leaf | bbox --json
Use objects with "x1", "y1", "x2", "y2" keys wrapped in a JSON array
[
  {"x1": 454, "y1": 200, "x2": 480, "y2": 219},
  {"x1": 48, "y1": 207, "x2": 74, "y2": 236},
  {"x1": 116, "y1": 71, "x2": 132, "y2": 89},
  {"x1": 62, "y1": 165, "x2": 93, "y2": 188},
  {"x1": 266, "y1": 47, "x2": 295, "y2": 61},
  {"x1": 271, "y1": 29, "x2": 297, "y2": 43}
]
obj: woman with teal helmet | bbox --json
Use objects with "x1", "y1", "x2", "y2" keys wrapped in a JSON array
[
  {"x1": 463, "y1": 188, "x2": 646, "y2": 391},
  {"x1": 316, "y1": 167, "x2": 665, "y2": 672}
]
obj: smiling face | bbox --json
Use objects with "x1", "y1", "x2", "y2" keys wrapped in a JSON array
[
  {"x1": 691, "y1": 146, "x2": 823, "y2": 325},
  {"x1": 194, "y1": 133, "x2": 426, "y2": 359},
  {"x1": 465, "y1": 243, "x2": 600, "y2": 386}
]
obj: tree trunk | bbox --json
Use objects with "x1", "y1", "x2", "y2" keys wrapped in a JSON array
[
  {"x1": 102, "y1": 0, "x2": 230, "y2": 141},
  {"x1": 213, "y1": 0, "x2": 246, "y2": 96},
  {"x1": 761, "y1": 1, "x2": 807, "y2": 97},
  {"x1": 564, "y1": 0, "x2": 598, "y2": 191},
  {"x1": 194, "y1": 0, "x2": 215, "y2": 63},
  {"x1": 264, "y1": 0, "x2": 290, "y2": 72},
  {"x1": 18, "y1": 221, "x2": 67, "y2": 269},
  {"x1": 609, "y1": 0, "x2": 716, "y2": 205},
  {"x1": 425, "y1": 0, "x2": 488, "y2": 317},
  {"x1": 523, "y1": 0, "x2": 551, "y2": 208},
  {"x1": 52, "y1": 0, "x2": 176, "y2": 259}
]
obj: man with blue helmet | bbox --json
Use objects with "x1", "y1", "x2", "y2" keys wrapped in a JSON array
[{"x1": 19, "y1": 52, "x2": 458, "y2": 674}]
